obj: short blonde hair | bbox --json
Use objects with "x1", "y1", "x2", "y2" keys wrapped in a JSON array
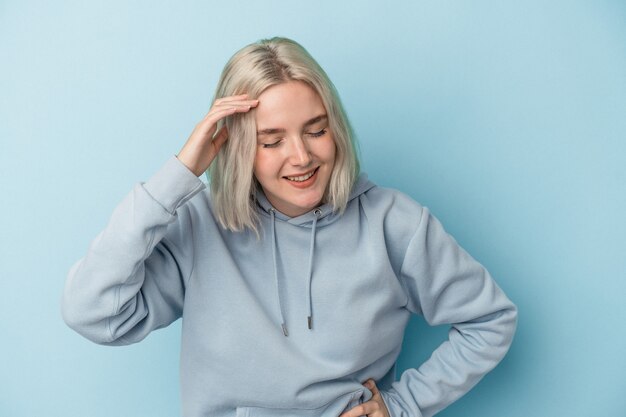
[{"x1": 207, "y1": 37, "x2": 360, "y2": 233}]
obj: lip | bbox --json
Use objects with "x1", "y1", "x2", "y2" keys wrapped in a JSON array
[
  {"x1": 283, "y1": 167, "x2": 318, "y2": 179},
  {"x1": 282, "y1": 167, "x2": 319, "y2": 189}
]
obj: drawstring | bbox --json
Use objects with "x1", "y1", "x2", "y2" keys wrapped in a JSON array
[
  {"x1": 270, "y1": 207, "x2": 321, "y2": 337},
  {"x1": 270, "y1": 209, "x2": 289, "y2": 337},
  {"x1": 306, "y1": 209, "x2": 321, "y2": 330}
]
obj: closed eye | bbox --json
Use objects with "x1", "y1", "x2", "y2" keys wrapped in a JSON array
[
  {"x1": 261, "y1": 140, "x2": 282, "y2": 148},
  {"x1": 307, "y1": 128, "x2": 327, "y2": 138}
]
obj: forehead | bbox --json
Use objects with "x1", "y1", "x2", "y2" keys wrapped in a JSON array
[{"x1": 255, "y1": 81, "x2": 326, "y2": 129}]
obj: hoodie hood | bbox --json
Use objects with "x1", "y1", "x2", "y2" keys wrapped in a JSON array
[{"x1": 254, "y1": 173, "x2": 375, "y2": 336}]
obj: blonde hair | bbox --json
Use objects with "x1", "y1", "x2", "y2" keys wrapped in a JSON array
[{"x1": 207, "y1": 37, "x2": 360, "y2": 233}]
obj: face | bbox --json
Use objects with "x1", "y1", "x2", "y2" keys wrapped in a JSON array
[{"x1": 254, "y1": 81, "x2": 336, "y2": 217}]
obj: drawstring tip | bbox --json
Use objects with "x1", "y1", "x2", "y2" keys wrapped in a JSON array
[
  {"x1": 307, "y1": 316, "x2": 312, "y2": 329},
  {"x1": 281, "y1": 323, "x2": 289, "y2": 337}
]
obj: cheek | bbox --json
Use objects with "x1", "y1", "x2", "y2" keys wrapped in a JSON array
[
  {"x1": 325, "y1": 136, "x2": 337, "y2": 164},
  {"x1": 253, "y1": 151, "x2": 277, "y2": 180}
]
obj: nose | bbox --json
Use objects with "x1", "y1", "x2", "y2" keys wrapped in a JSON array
[{"x1": 288, "y1": 136, "x2": 312, "y2": 167}]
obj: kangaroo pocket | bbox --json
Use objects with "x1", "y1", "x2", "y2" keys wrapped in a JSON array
[{"x1": 235, "y1": 388, "x2": 369, "y2": 417}]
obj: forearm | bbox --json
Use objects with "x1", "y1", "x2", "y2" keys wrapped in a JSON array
[{"x1": 381, "y1": 302, "x2": 517, "y2": 417}]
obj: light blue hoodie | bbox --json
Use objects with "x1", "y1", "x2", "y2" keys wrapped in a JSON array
[{"x1": 61, "y1": 155, "x2": 517, "y2": 417}]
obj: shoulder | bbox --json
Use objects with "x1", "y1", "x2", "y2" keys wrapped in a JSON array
[
  {"x1": 348, "y1": 181, "x2": 430, "y2": 272},
  {"x1": 352, "y1": 182, "x2": 428, "y2": 255},
  {"x1": 358, "y1": 184, "x2": 426, "y2": 227}
]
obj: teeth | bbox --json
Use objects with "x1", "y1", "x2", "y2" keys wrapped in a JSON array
[{"x1": 286, "y1": 169, "x2": 316, "y2": 182}]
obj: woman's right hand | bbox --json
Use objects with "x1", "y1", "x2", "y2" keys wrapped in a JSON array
[{"x1": 177, "y1": 94, "x2": 259, "y2": 177}]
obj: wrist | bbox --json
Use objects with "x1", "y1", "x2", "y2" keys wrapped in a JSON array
[{"x1": 175, "y1": 153, "x2": 201, "y2": 177}]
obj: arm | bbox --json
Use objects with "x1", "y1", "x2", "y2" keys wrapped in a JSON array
[
  {"x1": 380, "y1": 207, "x2": 518, "y2": 417},
  {"x1": 61, "y1": 156, "x2": 206, "y2": 345},
  {"x1": 61, "y1": 93, "x2": 259, "y2": 345}
]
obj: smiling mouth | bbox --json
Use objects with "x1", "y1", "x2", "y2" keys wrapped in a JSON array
[{"x1": 284, "y1": 167, "x2": 319, "y2": 182}]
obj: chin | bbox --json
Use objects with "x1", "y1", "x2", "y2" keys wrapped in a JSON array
[{"x1": 283, "y1": 192, "x2": 325, "y2": 216}]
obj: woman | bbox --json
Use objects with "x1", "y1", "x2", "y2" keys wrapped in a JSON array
[{"x1": 62, "y1": 37, "x2": 517, "y2": 417}]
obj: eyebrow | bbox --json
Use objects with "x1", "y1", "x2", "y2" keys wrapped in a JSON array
[{"x1": 256, "y1": 114, "x2": 328, "y2": 137}]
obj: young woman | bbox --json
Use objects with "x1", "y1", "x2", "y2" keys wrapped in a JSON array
[{"x1": 62, "y1": 37, "x2": 517, "y2": 417}]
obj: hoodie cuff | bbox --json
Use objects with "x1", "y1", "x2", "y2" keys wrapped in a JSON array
[
  {"x1": 379, "y1": 388, "x2": 423, "y2": 417},
  {"x1": 142, "y1": 155, "x2": 206, "y2": 214}
]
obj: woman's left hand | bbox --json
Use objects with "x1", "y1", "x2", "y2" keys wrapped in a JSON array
[{"x1": 338, "y1": 379, "x2": 391, "y2": 417}]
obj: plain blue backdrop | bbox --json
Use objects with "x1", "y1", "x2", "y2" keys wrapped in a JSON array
[{"x1": 1, "y1": 1, "x2": 624, "y2": 416}]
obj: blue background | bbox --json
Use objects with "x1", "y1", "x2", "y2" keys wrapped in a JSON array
[{"x1": 1, "y1": 1, "x2": 625, "y2": 416}]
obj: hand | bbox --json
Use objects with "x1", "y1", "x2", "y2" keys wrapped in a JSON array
[
  {"x1": 177, "y1": 94, "x2": 259, "y2": 176},
  {"x1": 339, "y1": 379, "x2": 391, "y2": 417}
]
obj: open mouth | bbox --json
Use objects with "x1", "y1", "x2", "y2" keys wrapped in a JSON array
[{"x1": 284, "y1": 167, "x2": 319, "y2": 183}]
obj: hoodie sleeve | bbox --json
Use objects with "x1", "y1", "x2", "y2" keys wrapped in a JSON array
[
  {"x1": 61, "y1": 156, "x2": 206, "y2": 345},
  {"x1": 379, "y1": 206, "x2": 518, "y2": 417}
]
